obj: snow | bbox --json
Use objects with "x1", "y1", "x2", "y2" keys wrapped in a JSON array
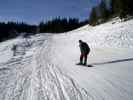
[{"x1": 0, "y1": 18, "x2": 133, "y2": 100}]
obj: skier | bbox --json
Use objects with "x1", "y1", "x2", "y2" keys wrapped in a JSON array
[
  {"x1": 12, "y1": 44, "x2": 17, "y2": 56},
  {"x1": 78, "y1": 40, "x2": 90, "y2": 65}
]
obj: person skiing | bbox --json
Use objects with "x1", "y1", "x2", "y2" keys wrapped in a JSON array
[
  {"x1": 12, "y1": 44, "x2": 17, "y2": 56},
  {"x1": 78, "y1": 40, "x2": 90, "y2": 65}
]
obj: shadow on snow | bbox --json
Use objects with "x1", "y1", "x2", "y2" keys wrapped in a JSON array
[{"x1": 90, "y1": 58, "x2": 133, "y2": 66}]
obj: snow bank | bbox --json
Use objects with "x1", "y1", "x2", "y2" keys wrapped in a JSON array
[{"x1": 62, "y1": 18, "x2": 133, "y2": 48}]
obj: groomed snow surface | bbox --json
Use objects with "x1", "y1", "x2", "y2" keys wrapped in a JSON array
[{"x1": 0, "y1": 18, "x2": 133, "y2": 100}]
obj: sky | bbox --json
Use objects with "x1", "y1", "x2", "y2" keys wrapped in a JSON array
[{"x1": 0, "y1": 0, "x2": 101, "y2": 24}]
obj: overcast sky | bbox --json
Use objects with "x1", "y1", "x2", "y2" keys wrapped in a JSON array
[{"x1": 0, "y1": 0, "x2": 100, "y2": 24}]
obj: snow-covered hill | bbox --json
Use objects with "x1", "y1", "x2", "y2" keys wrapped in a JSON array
[{"x1": 0, "y1": 18, "x2": 133, "y2": 100}]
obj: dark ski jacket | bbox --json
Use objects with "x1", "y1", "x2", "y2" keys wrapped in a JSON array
[{"x1": 79, "y1": 42, "x2": 90, "y2": 54}]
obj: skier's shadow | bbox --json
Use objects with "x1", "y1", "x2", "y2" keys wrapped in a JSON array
[
  {"x1": 87, "y1": 65, "x2": 94, "y2": 67},
  {"x1": 90, "y1": 58, "x2": 133, "y2": 66}
]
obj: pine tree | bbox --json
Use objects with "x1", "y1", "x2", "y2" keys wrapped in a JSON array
[
  {"x1": 89, "y1": 7, "x2": 98, "y2": 25},
  {"x1": 111, "y1": 0, "x2": 122, "y2": 15},
  {"x1": 111, "y1": 0, "x2": 133, "y2": 18},
  {"x1": 99, "y1": 0, "x2": 111, "y2": 20}
]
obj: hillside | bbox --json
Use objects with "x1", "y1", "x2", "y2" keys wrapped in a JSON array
[{"x1": 0, "y1": 18, "x2": 133, "y2": 100}]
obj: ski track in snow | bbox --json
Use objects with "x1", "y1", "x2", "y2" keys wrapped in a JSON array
[
  {"x1": 0, "y1": 35, "x2": 92, "y2": 100},
  {"x1": 0, "y1": 56, "x2": 32, "y2": 100},
  {"x1": 28, "y1": 36, "x2": 92, "y2": 100}
]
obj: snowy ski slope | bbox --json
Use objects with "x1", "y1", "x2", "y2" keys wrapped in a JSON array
[{"x1": 0, "y1": 18, "x2": 133, "y2": 100}]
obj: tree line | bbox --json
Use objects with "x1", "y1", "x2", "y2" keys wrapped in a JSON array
[
  {"x1": 89, "y1": 0, "x2": 133, "y2": 25},
  {"x1": 0, "y1": 22, "x2": 37, "y2": 42},
  {"x1": 0, "y1": 18, "x2": 88, "y2": 42},
  {"x1": 39, "y1": 17, "x2": 88, "y2": 33},
  {"x1": 1, "y1": 0, "x2": 133, "y2": 42}
]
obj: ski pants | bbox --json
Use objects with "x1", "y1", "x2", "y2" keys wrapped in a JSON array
[{"x1": 80, "y1": 52, "x2": 89, "y2": 64}]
